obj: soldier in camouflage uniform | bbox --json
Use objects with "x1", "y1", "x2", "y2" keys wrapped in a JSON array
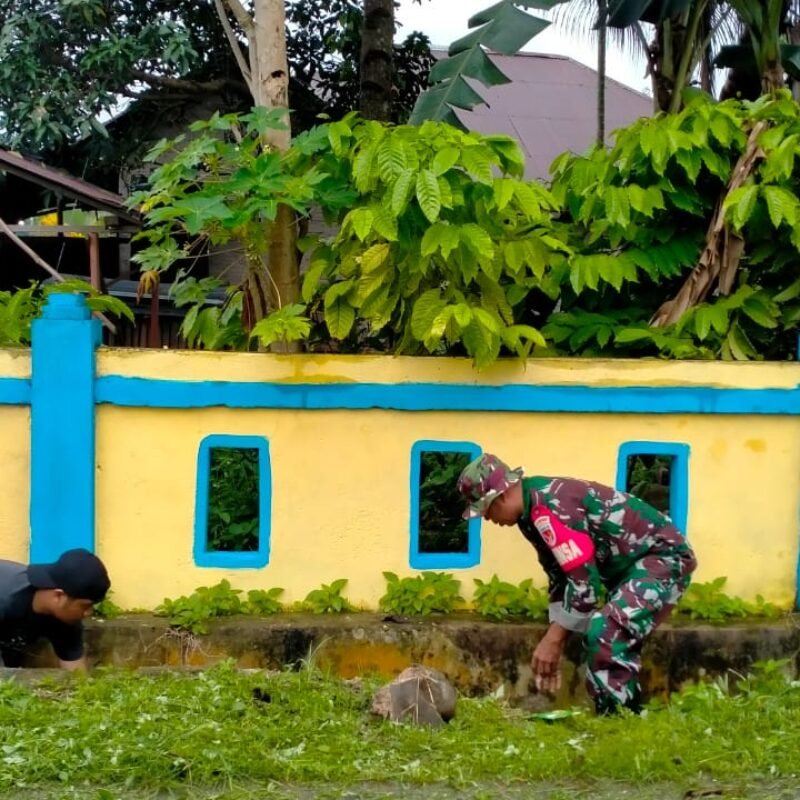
[{"x1": 457, "y1": 453, "x2": 697, "y2": 714}]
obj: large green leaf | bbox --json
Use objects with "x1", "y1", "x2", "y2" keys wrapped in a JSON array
[
  {"x1": 428, "y1": 47, "x2": 509, "y2": 88},
  {"x1": 716, "y1": 40, "x2": 800, "y2": 81},
  {"x1": 763, "y1": 186, "x2": 798, "y2": 229},
  {"x1": 410, "y1": 0, "x2": 552, "y2": 126},
  {"x1": 782, "y1": 45, "x2": 800, "y2": 80},
  {"x1": 411, "y1": 289, "x2": 446, "y2": 340},
  {"x1": 324, "y1": 297, "x2": 356, "y2": 340},
  {"x1": 606, "y1": 0, "x2": 693, "y2": 28},
  {"x1": 416, "y1": 170, "x2": 442, "y2": 223},
  {"x1": 714, "y1": 45, "x2": 755, "y2": 71},
  {"x1": 450, "y1": 2, "x2": 550, "y2": 56}
]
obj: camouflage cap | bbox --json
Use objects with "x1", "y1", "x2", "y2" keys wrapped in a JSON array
[{"x1": 456, "y1": 453, "x2": 523, "y2": 519}]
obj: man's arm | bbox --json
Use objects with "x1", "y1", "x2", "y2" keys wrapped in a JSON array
[{"x1": 48, "y1": 621, "x2": 85, "y2": 671}]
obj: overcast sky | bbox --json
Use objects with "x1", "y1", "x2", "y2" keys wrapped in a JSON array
[{"x1": 394, "y1": 0, "x2": 650, "y2": 95}]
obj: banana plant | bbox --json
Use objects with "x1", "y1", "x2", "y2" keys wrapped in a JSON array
[
  {"x1": 409, "y1": 0, "x2": 567, "y2": 128},
  {"x1": 715, "y1": 0, "x2": 800, "y2": 94}
]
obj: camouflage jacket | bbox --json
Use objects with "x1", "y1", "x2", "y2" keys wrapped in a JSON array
[{"x1": 516, "y1": 476, "x2": 692, "y2": 633}]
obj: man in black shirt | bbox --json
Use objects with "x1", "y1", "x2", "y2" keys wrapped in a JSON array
[{"x1": 0, "y1": 548, "x2": 110, "y2": 670}]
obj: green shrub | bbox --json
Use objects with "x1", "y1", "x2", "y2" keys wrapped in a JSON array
[
  {"x1": 301, "y1": 579, "x2": 354, "y2": 614},
  {"x1": 472, "y1": 576, "x2": 548, "y2": 621},
  {"x1": 379, "y1": 571, "x2": 464, "y2": 615},
  {"x1": 677, "y1": 577, "x2": 783, "y2": 622}
]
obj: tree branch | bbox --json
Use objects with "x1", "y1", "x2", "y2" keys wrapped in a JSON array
[
  {"x1": 129, "y1": 71, "x2": 247, "y2": 94},
  {"x1": 222, "y1": 0, "x2": 254, "y2": 37},
  {"x1": 213, "y1": 0, "x2": 253, "y2": 93}
]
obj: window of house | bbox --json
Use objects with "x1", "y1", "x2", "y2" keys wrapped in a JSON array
[
  {"x1": 194, "y1": 435, "x2": 271, "y2": 568},
  {"x1": 616, "y1": 441, "x2": 690, "y2": 534},
  {"x1": 410, "y1": 440, "x2": 481, "y2": 569}
]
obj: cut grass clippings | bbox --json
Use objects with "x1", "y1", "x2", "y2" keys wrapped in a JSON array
[{"x1": 0, "y1": 662, "x2": 797, "y2": 797}]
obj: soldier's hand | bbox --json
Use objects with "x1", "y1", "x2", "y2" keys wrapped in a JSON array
[{"x1": 532, "y1": 629, "x2": 565, "y2": 694}]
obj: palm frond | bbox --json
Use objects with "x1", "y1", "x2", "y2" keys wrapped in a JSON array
[{"x1": 547, "y1": 0, "x2": 649, "y2": 61}]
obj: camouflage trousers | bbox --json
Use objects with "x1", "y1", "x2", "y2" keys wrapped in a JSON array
[{"x1": 584, "y1": 547, "x2": 697, "y2": 714}]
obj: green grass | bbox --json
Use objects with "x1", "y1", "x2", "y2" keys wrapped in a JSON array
[{"x1": 0, "y1": 662, "x2": 798, "y2": 798}]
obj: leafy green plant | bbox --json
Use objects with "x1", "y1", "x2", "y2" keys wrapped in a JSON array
[
  {"x1": 418, "y1": 451, "x2": 471, "y2": 553},
  {"x1": 168, "y1": 273, "x2": 248, "y2": 351},
  {"x1": 410, "y1": 0, "x2": 555, "y2": 127},
  {"x1": 379, "y1": 571, "x2": 464, "y2": 615},
  {"x1": 92, "y1": 593, "x2": 124, "y2": 619},
  {"x1": 546, "y1": 92, "x2": 800, "y2": 361},
  {"x1": 677, "y1": 577, "x2": 783, "y2": 622},
  {"x1": 301, "y1": 579, "x2": 355, "y2": 614},
  {"x1": 155, "y1": 580, "x2": 245, "y2": 634},
  {"x1": 207, "y1": 447, "x2": 260, "y2": 552},
  {"x1": 133, "y1": 112, "x2": 562, "y2": 366},
  {"x1": 472, "y1": 576, "x2": 548, "y2": 621},
  {"x1": 297, "y1": 115, "x2": 561, "y2": 367},
  {"x1": 128, "y1": 108, "x2": 325, "y2": 348},
  {"x1": 245, "y1": 588, "x2": 285, "y2": 615},
  {"x1": 0, "y1": 280, "x2": 132, "y2": 346},
  {"x1": 625, "y1": 454, "x2": 672, "y2": 514}
]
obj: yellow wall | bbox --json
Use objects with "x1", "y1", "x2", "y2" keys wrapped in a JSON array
[
  {"x1": 0, "y1": 406, "x2": 31, "y2": 563},
  {"x1": 0, "y1": 351, "x2": 32, "y2": 562},
  {"x1": 91, "y1": 349, "x2": 800, "y2": 610}
]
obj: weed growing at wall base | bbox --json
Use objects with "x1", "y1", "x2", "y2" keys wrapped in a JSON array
[
  {"x1": 300, "y1": 579, "x2": 355, "y2": 614},
  {"x1": 155, "y1": 580, "x2": 285, "y2": 634},
  {"x1": 151, "y1": 574, "x2": 787, "y2": 633},
  {"x1": 0, "y1": 662, "x2": 799, "y2": 796},
  {"x1": 380, "y1": 571, "x2": 464, "y2": 615},
  {"x1": 677, "y1": 578, "x2": 783, "y2": 622},
  {"x1": 472, "y1": 576, "x2": 548, "y2": 621}
]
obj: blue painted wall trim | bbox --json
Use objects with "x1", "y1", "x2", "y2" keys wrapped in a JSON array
[
  {"x1": 615, "y1": 441, "x2": 690, "y2": 535},
  {"x1": 30, "y1": 295, "x2": 100, "y2": 561},
  {"x1": 97, "y1": 375, "x2": 800, "y2": 416},
  {"x1": 0, "y1": 378, "x2": 31, "y2": 405},
  {"x1": 193, "y1": 434, "x2": 271, "y2": 569},
  {"x1": 409, "y1": 440, "x2": 481, "y2": 570}
]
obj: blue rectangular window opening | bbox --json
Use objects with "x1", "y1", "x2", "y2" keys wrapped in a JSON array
[
  {"x1": 194, "y1": 434, "x2": 271, "y2": 568},
  {"x1": 615, "y1": 441, "x2": 690, "y2": 535},
  {"x1": 410, "y1": 440, "x2": 482, "y2": 569}
]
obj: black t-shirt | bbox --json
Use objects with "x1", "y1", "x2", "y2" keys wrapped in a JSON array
[{"x1": 0, "y1": 560, "x2": 83, "y2": 662}]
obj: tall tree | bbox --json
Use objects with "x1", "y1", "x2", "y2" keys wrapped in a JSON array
[
  {"x1": 210, "y1": 0, "x2": 297, "y2": 328},
  {"x1": 0, "y1": 1, "x2": 433, "y2": 161},
  {"x1": 597, "y1": 0, "x2": 608, "y2": 144},
  {"x1": 360, "y1": 0, "x2": 395, "y2": 120}
]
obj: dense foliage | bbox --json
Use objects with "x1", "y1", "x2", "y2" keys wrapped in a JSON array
[
  {"x1": 130, "y1": 91, "x2": 800, "y2": 365},
  {"x1": 0, "y1": 0, "x2": 432, "y2": 159}
]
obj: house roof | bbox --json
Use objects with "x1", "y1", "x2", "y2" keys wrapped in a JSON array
[
  {"x1": 0, "y1": 148, "x2": 140, "y2": 224},
  {"x1": 447, "y1": 52, "x2": 653, "y2": 180}
]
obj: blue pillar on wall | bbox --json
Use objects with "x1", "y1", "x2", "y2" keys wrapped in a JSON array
[{"x1": 30, "y1": 294, "x2": 100, "y2": 562}]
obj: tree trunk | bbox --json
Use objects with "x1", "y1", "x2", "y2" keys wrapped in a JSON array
[
  {"x1": 250, "y1": 0, "x2": 300, "y2": 353},
  {"x1": 650, "y1": 120, "x2": 768, "y2": 327},
  {"x1": 762, "y1": 59, "x2": 785, "y2": 94},
  {"x1": 360, "y1": 0, "x2": 394, "y2": 121},
  {"x1": 596, "y1": 0, "x2": 607, "y2": 145}
]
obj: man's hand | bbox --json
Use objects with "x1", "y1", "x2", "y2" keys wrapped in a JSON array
[{"x1": 531, "y1": 623, "x2": 568, "y2": 694}]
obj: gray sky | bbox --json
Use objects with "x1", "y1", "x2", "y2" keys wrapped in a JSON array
[{"x1": 394, "y1": 0, "x2": 650, "y2": 95}]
